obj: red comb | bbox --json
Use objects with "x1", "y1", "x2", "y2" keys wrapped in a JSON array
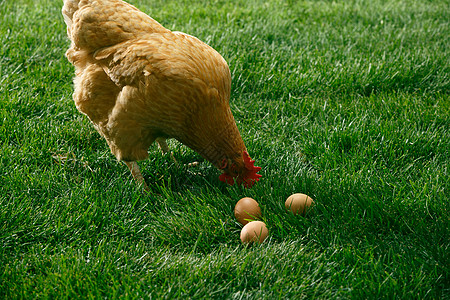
[
  {"x1": 242, "y1": 151, "x2": 262, "y2": 187},
  {"x1": 218, "y1": 151, "x2": 262, "y2": 188}
]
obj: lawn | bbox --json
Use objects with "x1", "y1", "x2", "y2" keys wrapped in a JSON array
[{"x1": 1, "y1": 0, "x2": 449, "y2": 298}]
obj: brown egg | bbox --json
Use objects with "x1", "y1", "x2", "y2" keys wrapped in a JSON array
[
  {"x1": 240, "y1": 221, "x2": 269, "y2": 244},
  {"x1": 234, "y1": 197, "x2": 261, "y2": 225},
  {"x1": 285, "y1": 193, "x2": 314, "y2": 215}
]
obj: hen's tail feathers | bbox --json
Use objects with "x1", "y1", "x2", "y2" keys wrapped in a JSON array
[
  {"x1": 62, "y1": 0, "x2": 170, "y2": 52},
  {"x1": 62, "y1": 0, "x2": 79, "y2": 30}
]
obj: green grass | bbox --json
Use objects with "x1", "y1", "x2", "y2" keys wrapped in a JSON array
[{"x1": 1, "y1": 0, "x2": 449, "y2": 298}]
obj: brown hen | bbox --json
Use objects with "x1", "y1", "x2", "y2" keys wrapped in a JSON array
[{"x1": 62, "y1": 0, "x2": 261, "y2": 189}]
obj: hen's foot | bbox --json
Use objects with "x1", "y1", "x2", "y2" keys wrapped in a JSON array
[{"x1": 187, "y1": 162, "x2": 199, "y2": 167}]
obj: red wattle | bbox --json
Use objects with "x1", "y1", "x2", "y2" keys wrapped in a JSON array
[{"x1": 219, "y1": 173, "x2": 235, "y2": 185}]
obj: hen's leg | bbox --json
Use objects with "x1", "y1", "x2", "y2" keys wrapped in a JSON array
[
  {"x1": 156, "y1": 138, "x2": 170, "y2": 154},
  {"x1": 124, "y1": 161, "x2": 149, "y2": 191},
  {"x1": 156, "y1": 138, "x2": 199, "y2": 168},
  {"x1": 156, "y1": 138, "x2": 178, "y2": 165}
]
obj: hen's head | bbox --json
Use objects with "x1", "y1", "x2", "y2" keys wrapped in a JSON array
[{"x1": 218, "y1": 151, "x2": 262, "y2": 188}]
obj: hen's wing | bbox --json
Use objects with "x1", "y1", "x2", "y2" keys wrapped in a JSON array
[{"x1": 94, "y1": 32, "x2": 231, "y2": 97}]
